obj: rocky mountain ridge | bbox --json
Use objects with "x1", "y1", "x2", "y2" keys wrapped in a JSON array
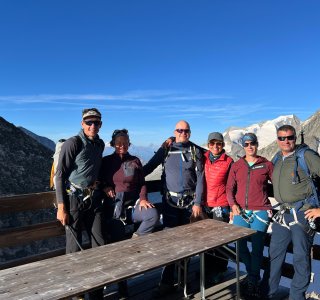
[
  {"x1": 19, "y1": 126, "x2": 56, "y2": 151},
  {"x1": 0, "y1": 117, "x2": 54, "y2": 196}
]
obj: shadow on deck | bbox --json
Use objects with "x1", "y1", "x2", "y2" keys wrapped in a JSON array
[{"x1": 103, "y1": 256, "x2": 289, "y2": 300}]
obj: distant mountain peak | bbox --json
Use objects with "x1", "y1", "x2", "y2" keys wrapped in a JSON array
[
  {"x1": 223, "y1": 112, "x2": 320, "y2": 161},
  {"x1": 18, "y1": 127, "x2": 55, "y2": 151}
]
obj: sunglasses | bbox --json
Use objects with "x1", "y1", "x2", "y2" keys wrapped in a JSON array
[
  {"x1": 84, "y1": 120, "x2": 101, "y2": 126},
  {"x1": 209, "y1": 141, "x2": 223, "y2": 146},
  {"x1": 244, "y1": 142, "x2": 257, "y2": 147},
  {"x1": 277, "y1": 135, "x2": 295, "y2": 141},
  {"x1": 175, "y1": 129, "x2": 190, "y2": 134}
]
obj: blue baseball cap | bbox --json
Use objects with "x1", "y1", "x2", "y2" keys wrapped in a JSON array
[{"x1": 242, "y1": 133, "x2": 258, "y2": 147}]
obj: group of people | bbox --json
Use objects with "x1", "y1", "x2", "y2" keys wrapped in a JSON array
[{"x1": 55, "y1": 108, "x2": 320, "y2": 300}]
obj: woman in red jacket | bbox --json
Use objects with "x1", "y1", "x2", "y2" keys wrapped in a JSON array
[
  {"x1": 203, "y1": 132, "x2": 233, "y2": 283},
  {"x1": 226, "y1": 132, "x2": 273, "y2": 298}
]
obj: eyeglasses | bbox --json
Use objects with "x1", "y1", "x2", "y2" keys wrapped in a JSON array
[
  {"x1": 209, "y1": 141, "x2": 223, "y2": 147},
  {"x1": 84, "y1": 120, "x2": 101, "y2": 126},
  {"x1": 175, "y1": 129, "x2": 190, "y2": 134},
  {"x1": 243, "y1": 142, "x2": 257, "y2": 147},
  {"x1": 277, "y1": 135, "x2": 295, "y2": 141}
]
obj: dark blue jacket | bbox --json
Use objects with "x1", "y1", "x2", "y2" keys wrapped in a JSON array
[{"x1": 143, "y1": 141, "x2": 204, "y2": 205}]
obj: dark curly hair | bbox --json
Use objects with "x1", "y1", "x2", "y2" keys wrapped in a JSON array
[{"x1": 110, "y1": 129, "x2": 130, "y2": 147}]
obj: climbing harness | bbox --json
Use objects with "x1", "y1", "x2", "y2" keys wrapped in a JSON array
[
  {"x1": 272, "y1": 204, "x2": 315, "y2": 236},
  {"x1": 166, "y1": 190, "x2": 195, "y2": 209},
  {"x1": 240, "y1": 209, "x2": 270, "y2": 226},
  {"x1": 205, "y1": 206, "x2": 230, "y2": 219}
]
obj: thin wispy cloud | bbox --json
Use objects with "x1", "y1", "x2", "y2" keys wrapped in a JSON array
[{"x1": 0, "y1": 91, "x2": 232, "y2": 104}]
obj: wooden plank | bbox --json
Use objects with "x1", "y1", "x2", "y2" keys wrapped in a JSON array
[
  {"x1": 0, "y1": 219, "x2": 255, "y2": 300},
  {"x1": 0, "y1": 182, "x2": 160, "y2": 215},
  {"x1": 0, "y1": 191, "x2": 56, "y2": 213},
  {"x1": 0, "y1": 221, "x2": 65, "y2": 248},
  {"x1": 0, "y1": 249, "x2": 66, "y2": 270}
]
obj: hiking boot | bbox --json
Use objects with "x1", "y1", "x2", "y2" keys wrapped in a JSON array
[
  {"x1": 240, "y1": 276, "x2": 249, "y2": 291},
  {"x1": 152, "y1": 283, "x2": 176, "y2": 298},
  {"x1": 241, "y1": 280, "x2": 260, "y2": 299}
]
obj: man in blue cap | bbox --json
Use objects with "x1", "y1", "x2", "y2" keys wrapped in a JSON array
[{"x1": 55, "y1": 108, "x2": 105, "y2": 300}]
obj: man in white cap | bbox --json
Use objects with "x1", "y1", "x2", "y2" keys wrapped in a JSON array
[{"x1": 55, "y1": 108, "x2": 105, "y2": 300}]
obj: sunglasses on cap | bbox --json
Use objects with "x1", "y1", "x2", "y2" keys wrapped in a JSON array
[
  {"x1": 84, "y1": 120, "x2": 101, "y2": 126},
  {"x1": 175, "y1": 129, "x2": 190, "y2": 134},
  {"x1": 277, "y1": 135, "x2": 295, "y2": 141},
  {"x1": 243, "y1": 142, "x2": 257, "y2": 147}
]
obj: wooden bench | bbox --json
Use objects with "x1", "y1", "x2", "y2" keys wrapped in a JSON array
[{"x1": 0, "y1": 219, "x2": 254, "y2": 300}]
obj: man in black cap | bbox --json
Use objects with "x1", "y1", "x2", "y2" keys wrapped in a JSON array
[{"x1": 55, "y1": 108, "x2": 105, "y2": 299}]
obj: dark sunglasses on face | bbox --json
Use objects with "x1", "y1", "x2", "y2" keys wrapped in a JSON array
[
  {"x1": 209, "y1": 141, "x2": 223, "y2": 146},
  {"x1": 244, "y1": 142, "x2": 257, "y2": 147},
  {"x1": 175, "y1": 129, "x2": 190, "y2": 134},
  {"x1": 84, "y1": 120, "x2": 101, "y2": 126},
  {"x1": 277, "y1": 135, "x2": 295, "y2": 141}
]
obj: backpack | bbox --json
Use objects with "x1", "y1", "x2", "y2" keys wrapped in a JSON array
[
  {"x1": 49, "y1": 136, "x2": 82, "y2": 190},
  {"x1": 272, "y1": 144, "x2": 320, "y2": 208}
]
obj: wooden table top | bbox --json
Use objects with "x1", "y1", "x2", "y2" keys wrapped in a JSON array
[{"x1": 0, "y1": 219, "x2": 255, "y2": 300}]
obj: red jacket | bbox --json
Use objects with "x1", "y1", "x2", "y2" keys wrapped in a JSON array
[
  {"x1": 226, "y1": 156, "x2": 273, "y2": 210},
  {"x1": 204, "y1": 151, "x2": 233, "y2": 207}
]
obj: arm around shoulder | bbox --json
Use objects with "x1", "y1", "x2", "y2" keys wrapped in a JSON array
[{"x1": 143, "y1": 147, "x2": 166, "y2": 176}]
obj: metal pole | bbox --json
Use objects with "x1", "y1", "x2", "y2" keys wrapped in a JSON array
[
  {"x1": 184, "y1": 258, "x2": 188, "y2": 299},
  {"x1": 66, "y1": 225, "x2": 84, "y2": 251},
  {"x1": 236, "y1": 241, "x2": 240, "y2": 300},
  {"x1": 200, "y1": 252, "x2": 206, "y2": 300}
]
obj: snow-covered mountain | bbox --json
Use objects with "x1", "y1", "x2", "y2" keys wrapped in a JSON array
[
  {"x1": 223, "y1": 112, "x2": 320, "y2": 160},
  {"x1": 105, "y1": 111, "x2": 320, "y2": 179}
]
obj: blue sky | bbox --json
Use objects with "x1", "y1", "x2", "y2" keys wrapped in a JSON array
[{"x1": 1, "y1": 0, "x2": 320, "y2": 146}]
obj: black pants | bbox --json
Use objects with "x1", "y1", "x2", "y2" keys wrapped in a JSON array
[
  {"x1": 66, "y1": 192, "x2": 105, "y2": 253},
  {"x1": 204, "y1": 206, "x2": 230, "y2": 274},
  {"x1": 66, "y1": 192, "x2": 105, "y2": 299},
  {"x1": 161, "y1": 195, "x2": 193, "y2": 285}
]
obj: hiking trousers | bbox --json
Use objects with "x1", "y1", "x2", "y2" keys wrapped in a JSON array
[
  {"x1": 232, "y1": 210, "x2": 269, "y2": 284},
  {"x1": 204, "y1": 206, "x2": 230, "y2": 274},
  {"x1": 132, "y1": 203, "x2": 159, "y2": 236},
  {"x1": 66, "y1": 192, "x2": 105, "y2": 253},
  {"x1": 160, "y1": 195, "x2": 192, "y2": 286},
  {"x1": 66, "y1": 192, "x2": 105, "y2": 300},
  {"x1": 266, "y1": 211, "x2": 314, "y2": 300}
]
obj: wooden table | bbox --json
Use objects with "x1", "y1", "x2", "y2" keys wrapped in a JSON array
[{"x1": 0, "y1": 219, "x2": 255, "y2": 300}]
